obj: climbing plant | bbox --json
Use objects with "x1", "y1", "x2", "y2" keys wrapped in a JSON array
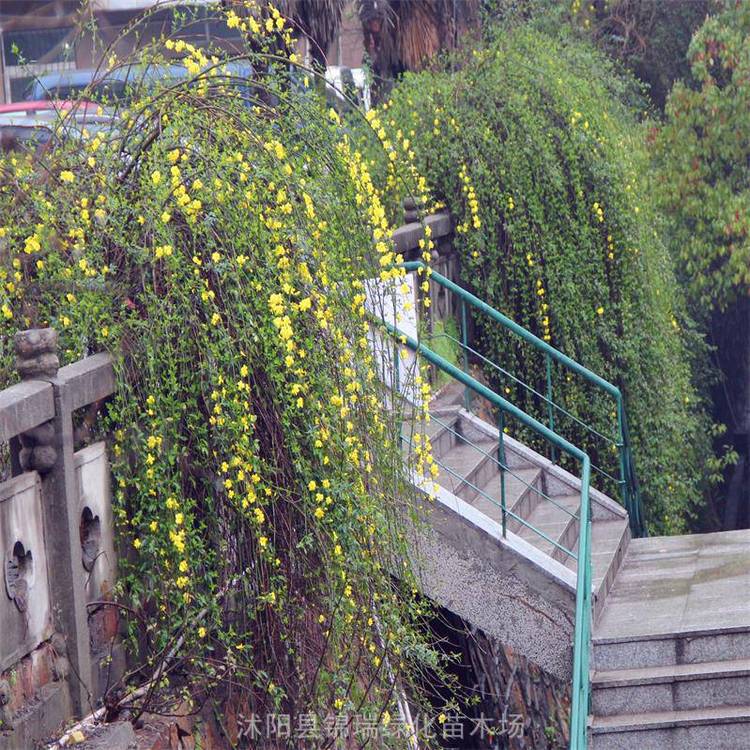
[
  {"x1": 0, "y1": 3, "x2": 452, "y2": 741},
  {"x1": 654, "y1": 0, "x2": 750, "y2": 309},
  {"x1": 356, "y1": 27, "x2": 721, "y2": 534}
]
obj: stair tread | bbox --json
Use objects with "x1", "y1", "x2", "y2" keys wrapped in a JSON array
[
  {"x1": 401, "y1": 412, "x2": 459, "y2": 450},
  {"x1": 594, "y1": 529, "x2": 750, "y2": 643},
  {"x1": 519, "y1": 493, "x2": 579, "y2": 528},
  {"x1": 468, "y1": 466, "x2": 542, "y2": 523},
  {"x1": 516, "y1": 494, "x2": 579, "y2": 555},
  {"x1": 590, "y1": 703, "x2": 750, "y2": 732},
  {"x1": 436, "y1": 439, "x2": 497, "y2": 495},
  {"x1": 593, "y1": 657, "x2": 750, "y2": 687}
]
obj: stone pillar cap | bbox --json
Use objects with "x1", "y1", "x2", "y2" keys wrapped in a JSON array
[{"x1": 14, "y1": 327, "x2": 59, "y2": 380}]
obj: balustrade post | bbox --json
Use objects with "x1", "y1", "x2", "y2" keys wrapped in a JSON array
[{"x1": 14, "y1": 328, "x2": 92, "y2": 716}]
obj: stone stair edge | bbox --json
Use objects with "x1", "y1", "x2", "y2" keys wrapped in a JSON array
[
  {"x1": 592, "y1": 657, "x2": 750, "y2": 687},
  {"x1": 590, "y1": 703, "x2": 750, "y2": 733},
  {"x1": 593, "y1": 623, "x2": 750, "y2": 647}
]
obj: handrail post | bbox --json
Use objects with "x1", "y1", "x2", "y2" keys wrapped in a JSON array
[
  {"x1": 616, "y1": 398, "x2": 628, "y2": 517},
  {"x1": 461, "y1": 298, "x2": 471, "y2": 411},
  {"x1": 498, "y1": 409, "x2": 507, "y2": 537},
  {"x1": 571, "y1": 456, "x2": 592, "y2": 750},
  {"x1": 545, "y1": 352, "x2": 556, "y2": 463}
]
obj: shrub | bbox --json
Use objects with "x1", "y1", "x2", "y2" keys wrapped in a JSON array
[{"x1": 357, "y1": 27, "x2": 717, "y2": 533}]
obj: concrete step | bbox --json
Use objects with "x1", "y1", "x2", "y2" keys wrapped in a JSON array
[
  {"x1": 590, "y1": 704, "x2": 750, "y2": 750},
  {"x1": 592, "y1": 658, "x2": 750, "y2": 716},
  {"x1": 467, "y1": 466, "x2": 543, "y2": 528},
  {"x1": 401, "y1": 408, "x2": 460, "y2": 460},
  {"x1": 550, "y1": 494, "x2": 580, "y2": 562},
  {"x1": 593, "y1": 627, "x2": 750, "y2": 673},
  {"x1": 516, "y1": 493, "x2": 579, "y2": 557},
  {"x1": 435, "y1": 439, "x2": 498, "y2": 498},
  {"x1": 563, "y1": 517, "x2": 630, "y2": 617}
]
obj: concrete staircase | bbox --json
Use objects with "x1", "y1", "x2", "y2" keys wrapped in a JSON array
[
  {"x1": 404, "y1": 389, "x2": 750, "y2": 750},
  {"x1": 590, "y1": 531, "x2": 750, "y2": 749},
  {"x1": 402, "y1": 396, "x2": 631, "y2": 618}
]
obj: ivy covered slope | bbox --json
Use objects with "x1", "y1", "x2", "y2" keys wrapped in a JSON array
[
  {"x1": 0, "y1": 11, "x2": 446, "y2": 734},
  {"x1": 367, "y1": 28, "x2": 714, "y2": 534}
]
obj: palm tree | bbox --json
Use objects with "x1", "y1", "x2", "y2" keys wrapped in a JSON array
[
  {"x1": 279, "y1": 0, "x2": 348, "y2": 69},
  {"x1": 357, "y1": 0, "x2": 480, "y2": 80}
]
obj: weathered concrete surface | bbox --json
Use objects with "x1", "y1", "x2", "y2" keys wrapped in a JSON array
[
  {"x1": 411, "y1": 482, "x2": 577, "y2": 680},
  {"x1": 0, "y1": 472, "x2": 53, "y2": 670},
  {"x1": 595, "y1": 530, "x2": 750, "y2": 640}
]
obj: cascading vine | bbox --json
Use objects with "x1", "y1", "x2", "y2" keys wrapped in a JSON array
[
  {"x1": 0, "y1": 4, "x2": 453, "y2": 741},
  {"x1": 354, "y1": 26, "x2": 722, "y2": 535}
]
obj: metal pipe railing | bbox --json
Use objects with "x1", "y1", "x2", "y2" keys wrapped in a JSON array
[
  {"x1": 405, "y1": 259, "x2": 645, "y2": 539},
  {"x1": 386, "y1": 324, "x2": 592, "y2": 750}
]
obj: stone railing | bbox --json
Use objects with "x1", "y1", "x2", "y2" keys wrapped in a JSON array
[
  {"x1": 392, "y1": 208, "x2": 466, "y2": 386},
  {"x1": 0, "y1": 215, "x2": 459, "y2": 748},
  {"x1": 0, "y1": 329, "x2": 119, "y2": 750},
  {"x1": 392, "y1": 209, "x2": 458, "y2": 323}
]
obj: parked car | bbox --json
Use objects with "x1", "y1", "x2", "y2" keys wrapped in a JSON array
[
  {"x1": 0, "y1": 101, "x2": 114, "y2": 153},
  {"x1": 25, "y1": 60, "x2": 265, "y2": 104},
  {"x1": 24, "y1": 64, "x2": 190, "y2": 104}
]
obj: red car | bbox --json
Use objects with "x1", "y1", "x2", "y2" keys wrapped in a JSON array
[{"x1": 0, "y1": 100, "x2": 99, "y2": 116}]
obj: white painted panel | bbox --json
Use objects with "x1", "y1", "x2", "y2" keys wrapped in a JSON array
[{"x1": 365, "y1": 272, "x2": 421, "y2": 405}]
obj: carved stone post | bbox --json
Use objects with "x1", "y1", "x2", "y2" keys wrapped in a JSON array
[
  {"x1": 15, "y1": 328, "x2": 58, "y2": 474},
  {"x1": 14, "y1": 328, "x2": 92, "y2": 717}
]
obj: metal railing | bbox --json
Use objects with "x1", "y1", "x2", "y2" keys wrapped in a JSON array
[
  {"x1": 384, "y1": 323, "x2": 593, "y2": 750},
  {"x1": 402, "y1": 411, "x2": 579, "y2": 558},
  {"x1": 404, "y1": 260, "x2": 646, "y2": 539}
]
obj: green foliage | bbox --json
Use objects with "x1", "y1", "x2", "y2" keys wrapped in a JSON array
[
  {"x1": 0, "y1": 7, "x2": 448, "y2": 735},
  {"x1": 654, "y1": 0, "x2": 750, "y2": 310},
  {"x1": 571, "y1": 0, "x2": 713, "y2": 109},
  {"x1": 482, "y1": 1, "x2": 711, "y2": 109},
  {"x1": 359, "y1": 27, "x2": 714, "y2": 533}
]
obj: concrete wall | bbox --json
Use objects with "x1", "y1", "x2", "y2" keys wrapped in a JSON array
[{"x1": 412, "y1": 481, "x2": 576, "y2": 681}]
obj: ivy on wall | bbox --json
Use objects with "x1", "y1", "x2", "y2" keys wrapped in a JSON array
[{"x1": 358, "y1": 27, "x2": 720, "y2": 534}]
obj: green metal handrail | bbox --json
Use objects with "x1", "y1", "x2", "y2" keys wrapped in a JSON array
[
  {"x1": 385, "y1": 323, "x2": 592, "y2": 750},
  {"x1": 403, "y1": 260, "x2": 646, "y2": 538}
]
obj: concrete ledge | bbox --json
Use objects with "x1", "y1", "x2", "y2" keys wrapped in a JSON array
[
  {"x1": 0, "y1": 381, "x2": 54, "y2": 443},
  {"x1": 392, "y1": 213, "x2": 452, "y2": 255},
  {"x1": 58, "y1": 353, "x2": 115, "y2": 412}
]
